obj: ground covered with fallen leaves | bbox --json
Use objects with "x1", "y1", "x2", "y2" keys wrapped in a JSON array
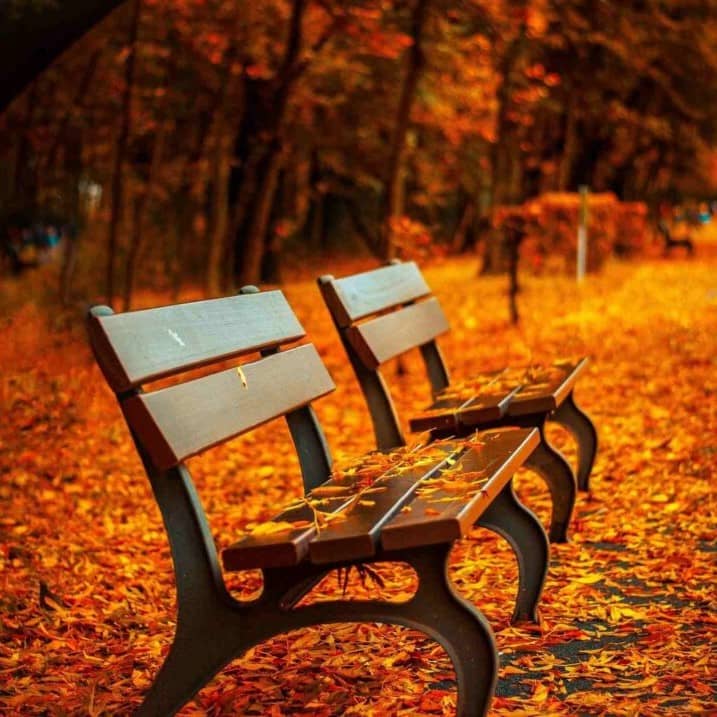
[{"x1": 1, "y1": 237, "x2": 716, "y2": 715}]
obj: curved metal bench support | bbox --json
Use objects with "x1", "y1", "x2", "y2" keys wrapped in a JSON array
[
  {"x1": 134, "y1": 461, "x2": 497, "y2": 716},
  {"x1": 523, "y1": 424, "x2": 577, "y2": 543},
  {"x1": 138, "y1": 543, "x2": 498, "y2": 716},
  {"x1": 477, "y1": 481, "x2": 549, "y2": 623},
  {"x1": 550, "y1": 391, "x2": 598, "y2": 491}
]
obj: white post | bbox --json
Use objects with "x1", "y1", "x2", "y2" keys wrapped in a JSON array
[{"x1": 577, "y1": 185, "x2": 589, "y2": 282}]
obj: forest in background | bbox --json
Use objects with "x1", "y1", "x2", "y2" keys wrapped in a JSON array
[{"x1": 1, "y1": 0, "x2": 717, "y2": 309}]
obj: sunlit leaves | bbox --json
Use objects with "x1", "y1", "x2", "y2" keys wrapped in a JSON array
[{"x1": 2, "y1": 249, "x2": 717, "y2": 713}]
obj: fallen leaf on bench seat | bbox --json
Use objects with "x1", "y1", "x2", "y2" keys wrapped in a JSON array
[
  {"x1": 235, "y1": 365, "x2": 248, "y2": 388},
  {"x1": 249, "y1": 520, "x2": 312, "y2": 537}
]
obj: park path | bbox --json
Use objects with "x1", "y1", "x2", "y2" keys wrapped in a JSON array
[{"x1": 0, "y1": 248, "x2": 715, "y2": 714}]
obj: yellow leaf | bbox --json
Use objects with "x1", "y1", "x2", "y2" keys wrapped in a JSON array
[
  {"x1": 236, "y1": 365, "x2": 248, "y2": 388},
  {"x1": 250, "y1": 520, "x2": 311, "y2": 537},
  {"x1": 574, "y1": 574, "x2": 602, "y2": 584},
  {"x1": 310, "y1": 485, "x2": 351, "y2": 497}
]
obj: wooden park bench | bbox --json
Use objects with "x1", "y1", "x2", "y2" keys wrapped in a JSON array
[
  {"x1": 87, "y1": 288, "x2": 549, "y2": 716},
  {"x1": 318, "y1": 261, "x2": 599, "y2": 543}
]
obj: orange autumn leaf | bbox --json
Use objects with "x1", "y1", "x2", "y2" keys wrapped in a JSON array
[{"x1": 2, "y1": 253, "x2": 716, "y2": 716}]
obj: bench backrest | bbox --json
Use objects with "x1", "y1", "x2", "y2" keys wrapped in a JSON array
[
  {"x1": 87, "y1": 289, "x2": 337, "y2": 602},
  {"x1": 88, "y1": 290, "x2": 335, "y2": 474},
  {"x1": 318, "y1": 261, "x2": 451, "y2": 450}
]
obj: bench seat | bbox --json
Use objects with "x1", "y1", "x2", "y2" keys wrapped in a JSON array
[
  {"x1": 409, "y1": 358, "x2": 589, "y2": 434},
  {"x1": 224, "y1": 428, "x2": 538, "y2": 569}
]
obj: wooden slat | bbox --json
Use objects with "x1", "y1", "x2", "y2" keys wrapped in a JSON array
[
  {"x1": 380, "y1": 428, "x2": 539, "y2": 551},
  {"x1": 223, "y1": 429, "x2": 538, "y2": 569},
  {"x1": 507, "y1": 358, "x2": 588, "y2": 416},
  {"x1": 88, "y1": 291, "x2": 305, "y2": 393},
  {"x1": 408, "y1": 396, "x2": 472, "y2": 434},
  {"x1": 324, "y1": 262, "x2": 431, "y2": 327},
  {"x1": 307, "y1": 445, "x2": 462, "y2": 564},
  {"x1": 408, "y1": 359, "x2": 589, "y2": 429},
  {"x1": 222, "y1": 443, "x2": 458, "y2": 569},
  {"x1": 409, "y1": 387, "x2": 519, "y2": 434},
  {"x1": 458, "y1": 388, "x2": 519, "y2": 424},
  {"x1": 122, "y1": 345, "x2": 335, "y2": 470},
  {"x1": 345, "y1": 297, "x2": 450, "y2": 369},
  {"x1": 222, "y1": 499, "x2": 339, "y2": 570}
]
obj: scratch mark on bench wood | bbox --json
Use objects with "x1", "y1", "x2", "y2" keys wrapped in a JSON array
[{"x1": 167, "y1": 328, "x2": 186, "y2": 347}]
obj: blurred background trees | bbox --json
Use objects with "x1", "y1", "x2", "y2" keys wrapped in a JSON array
[{"x1": 2, "y1": 0, "x2": 716, "y2": 306}]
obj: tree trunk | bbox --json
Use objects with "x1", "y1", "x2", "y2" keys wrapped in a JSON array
[
  {"x1": 11, "y1": 82, "x2": 39, "y2": 210},
  {"x1": 166, "y1": 7, "x2": 244, "y2": 298},
  {"x1": 44, "y1": 48, "x2": 102, "y2": 179},
  {"x1": 230, "y1": 0, "x2": 309, "y2": 287},
  {"x1": 122, "y1": 118, "x2": 166, "y2": 310},
  {"x1": 483, "y1": 16, "x2": 528, "y2": 275},
  {"x1": 206, "y1": 128, "x2": 232, "y2": 295},
  {"x1": 170, "y1": 198, "x2": 193, "y2": 300},
  {"x1": 225, "y1": 76, "x2": 267, "y2": 291},
  {"x1": 381, "y1": 0, "x2": 430, "y2": 260},
  {"x1": 122, "y1": 36, "x2": 175, "y2": 310},
  {"x1": 451, "y1": 196, "x2": 475, "y2": 253},
  {"x1": 237, "y1": 146, "x2": 284, "y2": 286},
  {"x1": 58, "y1": 129, "x2": 83, "y2": 303},
  {"x1": 557, "y1": 94, "x2": 578, "y2": 191},
  {"x1": 59, "y1": 232, "x2": 79, "y2": 305},
  {"x1": 106, "y1": 0, "x2": 141, "y2": 307},
  {"x1": 309, "y1": 193, "x2": 325, "y2": 251}
]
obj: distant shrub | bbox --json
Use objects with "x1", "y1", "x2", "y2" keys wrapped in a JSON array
[
  {"x1": 391, "y1": 215, "x2": 445, "y2": 260},
  {"x1": 494, "y1": 193, "x2": 649, "y2": 274},
  {"x1": 613, "y1": 201, "x2": 650, "y2": 257}
]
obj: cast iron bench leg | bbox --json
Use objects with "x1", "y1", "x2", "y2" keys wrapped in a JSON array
[
  {"x1": 276, "y1": 545, "x2": 498, "y2": 717},
  {"x1": 477, "y1": 481, "x2": 549, "y2": 624},
  {"x1": 550, "y1": 391, "x2": 598, "y2": 491},
  {"x1": 138, "y1": 545, "x2": 498, "y2": 717},
  {"x1": 404, "y1": 543, "x2": 498, "y2": 716},
  {"x1": 135, "y1": 607, "x2": 245, "y2": 717},
  {"x1": 524, "y1": 425, "x2": 576, "y2": 543},
  {"x1": 293, "y1": 544, "x2": 498, "y2": 717},
  {"x1": 135, "y1": 463, "x2": 256, "y2": 716}
]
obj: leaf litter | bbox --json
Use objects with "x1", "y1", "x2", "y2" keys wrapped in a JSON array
[{"x1": 1, "y1": 257, "x2": 716, "y2": 714}]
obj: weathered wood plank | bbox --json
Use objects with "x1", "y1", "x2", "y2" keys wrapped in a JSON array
[
  {"x1": 323, "y1": 262, "x2": 431, "y2": 327},
  {"x1": 223, "y1": 430, "x2": 540, "y2": 569},
  {"x1": 458, "y1": 388, "x2": 520, "y2": 424},
  {"x1": 408, "y1": 395, "x2": 472, "y2": 434},
  {"x1": 88, "y1": 291, "x2": 305, "y2": 392},
  {"x1": 307, "y1": 444, "x2": 461, "y2": 564},
  {"x1": 380, "y1": 429, "x2": 539, "y2": 551},
  {"x1": 222, "y1": 443, "x2": 458, "y2": 569},
  {"x1": 345, "y1": 298, "x2": 450, "y2": 369},
  {"x1": 409, "y1": 388, "x2": 519, "y2": 434},
  {"x1": 222, "y1": 501, "x2": 327, "y2": 570},
  {"x1": 122, "y1": 345, "x2": 335, "y2": 470},
  {"x1": 507, "y1": 359, "x2": 588, "y2": 416}
]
